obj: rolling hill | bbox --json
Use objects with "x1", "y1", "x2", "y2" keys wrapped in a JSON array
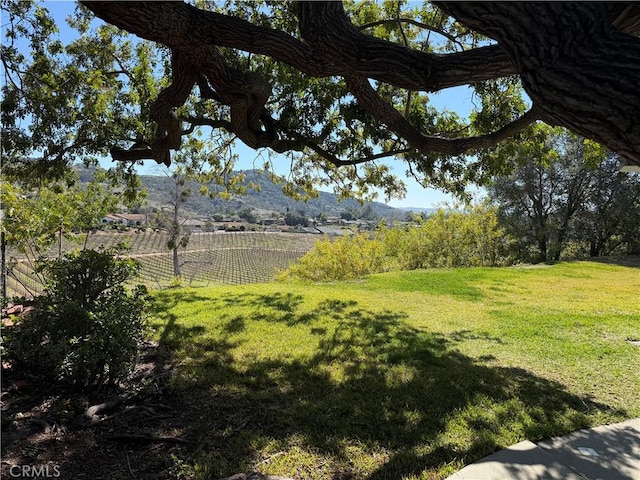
[
  {"x1": 103, "y1": 168, "x2": 410, "y2": 220},
  {"x1": 77, "y1": 165, "x2": 439, "y2": 220}
]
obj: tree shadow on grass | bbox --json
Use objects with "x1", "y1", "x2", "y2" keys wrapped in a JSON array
[
  {"x1": 148, "y1": 291, "x2": 626, "y2": 479},
  {"x1": 588, "y1": 255, "x2": 640, "y2": 268},
  {"x1": 150, "y1": 290, "x2": 213, "y2": 347},
  {"x1": 27, "y1": 289, "x2": 627, "y2": 480}
]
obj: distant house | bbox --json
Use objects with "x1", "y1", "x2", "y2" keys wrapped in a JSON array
[
  {"x1": 101, "y1": 213, "x2": 147, "y2": 227},
  {"x1": 101, "y1": 214, "x2": 121, "y2": 225},
  {"x1": 259, "y1": 218, "x2": 283, "y2": 226},
  {"x1": 182, "y1": 218, "x2": 206, "y2": 231}
]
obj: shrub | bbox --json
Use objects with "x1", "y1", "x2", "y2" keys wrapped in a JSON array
[
  {"x1": 4, "y1": 248, "x2": 149, "y2": 392},
  {"x1": 278, "y1": 231, "x2": 389, "y2": 281},
  {"x1": 399, "y1": 203, "x2": 512, "y2": 268},
  {"x1": 281, "y1": 203, "x2": 513, "y2": 281}
]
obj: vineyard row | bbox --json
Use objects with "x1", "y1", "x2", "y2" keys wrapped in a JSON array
[{"x1": 4, "y1": 232, "x2": 318, "y2": 299}]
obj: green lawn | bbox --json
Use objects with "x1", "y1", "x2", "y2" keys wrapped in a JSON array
[{"x1": 150, "y1": 259, "x2": 640, "y2": 479}]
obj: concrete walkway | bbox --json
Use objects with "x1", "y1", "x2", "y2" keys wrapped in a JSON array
[{"x1": 446, "y1": 418, "x2": 640, "y2": 480}]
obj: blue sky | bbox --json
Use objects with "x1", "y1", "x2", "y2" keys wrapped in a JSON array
[{"x1": 32, "y1": 1, "x2": 480, "y2": 209}]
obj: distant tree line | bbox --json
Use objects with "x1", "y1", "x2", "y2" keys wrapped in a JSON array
[{"x1": 489, "y1": 131, "x2": 640, "y2": 263}]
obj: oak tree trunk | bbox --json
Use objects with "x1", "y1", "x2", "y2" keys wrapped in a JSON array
[{"x1": 436, "y1": 2, "x2": 640, "y2": 165}]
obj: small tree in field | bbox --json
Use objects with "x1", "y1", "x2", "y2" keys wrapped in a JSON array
[
  {"x1": 155, "y1": 144, "x2": 254, "y2": 278},
  {"x1": 159, "y1": 168, "x2": 192, "y2": 279}
]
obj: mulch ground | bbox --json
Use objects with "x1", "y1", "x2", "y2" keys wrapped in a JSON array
[{"x1": 0, "y1": 340, "x2": 203, "y2": 480}]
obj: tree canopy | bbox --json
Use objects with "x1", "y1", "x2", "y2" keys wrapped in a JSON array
[
  {"x1": 3, "y1": 1, "x2": 639, "y2": 201},
  {"x1": 489, "y1": 129, "x2": 640, "y2": 262}
]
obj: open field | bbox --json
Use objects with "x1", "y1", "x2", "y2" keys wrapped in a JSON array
[
  {"x1": 135, "y1": 259, "x2": 639, "y2": 479},
  {"x1": 5, "y1": 231, "x2": 320, "y2": 298}
]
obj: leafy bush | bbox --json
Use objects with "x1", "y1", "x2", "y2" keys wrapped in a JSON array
[
  {"x1": 4, "y1": 248, "x2": 149, "y2": 392},
  {"x1": 278, "y1": 230, "x2": 389, "y2": 282},
  {"x1": 281, "y1": 203, "x2": 512, "y2": 281},
  {"x1": 389, "y1": 203, "x2": 512, "y2": 269}
]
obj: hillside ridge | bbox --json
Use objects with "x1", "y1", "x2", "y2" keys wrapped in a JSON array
[
  {"x1": 79, "y1": 167, "x2": 421, "y2": 219},
  {"x1": 142, "y1": 169, "x2": 406, "y2": 219}
]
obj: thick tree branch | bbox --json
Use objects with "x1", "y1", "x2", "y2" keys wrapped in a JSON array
[
  {"x1": 148, "y1": 51, "x2": 197, "y2": 165},
  {"x1": 81, "y1": 1, "x2": 516, "y2": 92},
  {"x1": 346, "y1": 75, "x2": 540, "y2": 157},
  {"x1": 184, "y1": 116, "x2": 232, "y2": 133},
  {"x1": 297, "y1": 1, "x2": 516, "y2": 91},
  {"x1": 607, "y1": 3, "x2": 640, "y2": 36},
  {"x1": 435, "y1": 2, "x2": 640, "y2": 166}
]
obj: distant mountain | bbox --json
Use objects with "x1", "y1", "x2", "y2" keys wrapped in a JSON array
[
  {"x1": 80, "y1": 167, "x2": 406, "y2": 220},
  {"x1": 396, "y1": 206, "x2": 438, "y2": 214}
]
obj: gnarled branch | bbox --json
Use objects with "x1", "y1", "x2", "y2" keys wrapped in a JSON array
[
  {"x1": 345, "y1": 75, "x2": 540, "y2": 157},
  {"x1": 81, "y1": 1, "x2": 517, "y2": 92},
  {"x1": 297, "y1": 1, "x2": 516, "y2": 92},
  {"x1": 82, "y1": 1, "x2": 640, "y2": 168},
  {"x1": 436, "y1": 1, "x2": 640, "y2": 165}
]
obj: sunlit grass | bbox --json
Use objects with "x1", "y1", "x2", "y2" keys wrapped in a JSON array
[{"x1": 150, "y1": 259, "x2": 640, "y2": 479}]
